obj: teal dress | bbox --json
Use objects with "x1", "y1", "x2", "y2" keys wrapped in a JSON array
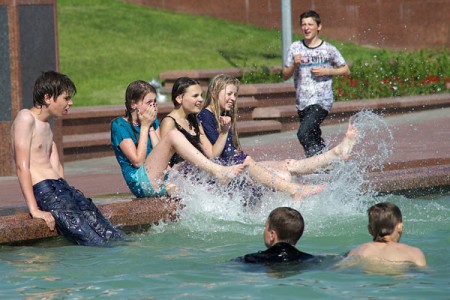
[{"x1": 111, "y1": 117, "x2": 167, "y2": 198}]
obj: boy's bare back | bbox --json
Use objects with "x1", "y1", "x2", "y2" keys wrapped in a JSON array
[
  {"x1": 345, "y1": 202, "x2": 426, "y2": 268},
  {"x1": 348, "y1": 241, "x2": 426, "y2": 267}
]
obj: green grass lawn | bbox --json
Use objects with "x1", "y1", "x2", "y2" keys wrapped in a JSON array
[{"x1": 58, "y1": 0, "x2": 386, "y2": 106}]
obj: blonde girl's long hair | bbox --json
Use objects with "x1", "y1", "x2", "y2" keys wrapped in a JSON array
[{"x1": 204, "y1": 74, "x2": 242, "y2": 151}]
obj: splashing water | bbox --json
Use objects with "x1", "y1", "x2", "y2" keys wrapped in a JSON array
[
  {"x1": 162, "y1": 110, "x2": 394, "y2": 238},
  {"x1": 349, "y1": 109, "x2": 395, "y2": 172}
]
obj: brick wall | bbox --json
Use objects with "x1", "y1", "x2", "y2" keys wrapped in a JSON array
[{"x1": 128, "y1": 0, "x2": 449, "y2": 50}]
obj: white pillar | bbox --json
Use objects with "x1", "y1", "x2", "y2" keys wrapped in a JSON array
[{"x1": 281, "y1": 0, "x2": 292, "y2": 66}]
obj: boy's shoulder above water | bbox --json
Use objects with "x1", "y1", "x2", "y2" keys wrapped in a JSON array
[{"x1": 347, "y1": 241, "x2": 426, "y2": 267}]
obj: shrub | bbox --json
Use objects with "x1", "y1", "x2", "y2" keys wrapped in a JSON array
[
  {"x1": 240, "y1": 66, "x2": 284, "y2": 84},
  {"x1": 241, "y1": 49, "x2": 449, "y2": 101},
  {"x1": 333, "y1": 49, "x2": 449, "y2": 101}
]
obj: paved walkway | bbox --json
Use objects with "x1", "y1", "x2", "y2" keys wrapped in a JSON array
[{"x1": 1, "y1": 107, "x2": 449, "y2": 210}]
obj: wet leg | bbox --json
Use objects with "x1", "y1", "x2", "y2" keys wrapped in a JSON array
[
  {"x1": 288, "y1": 123, "x2": 358, "y2": 175},
  {"x1": 145, "y1": 129, "x2": 248, "y2": 186},
  {"x1": 246, "y1": 157, "x2": 325, "y2": 200}
]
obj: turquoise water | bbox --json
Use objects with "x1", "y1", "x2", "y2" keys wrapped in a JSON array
[
  {"x1": 2, "y1": 111, "x2": 448, "y2": 299},
  {"x1": 1, "y1": 191, "x2": 448, "y2": 299}
]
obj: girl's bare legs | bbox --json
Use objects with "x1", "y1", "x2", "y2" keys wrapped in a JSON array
[
  {"x1": 286, "y1": 123, "x2": 358, "y2": 175},
  {"x1": 145, "y1": 129, "x2": 248, "y2": 187},
  {"x1": 253, "y1": 161, "x2": 291, "y2": 182},
  {"x1": 253, "y1": 124, "x2": 358, "y2": 178},
  {"x1": 246, "y1": 157, "x2": 325, "y2": 201}
]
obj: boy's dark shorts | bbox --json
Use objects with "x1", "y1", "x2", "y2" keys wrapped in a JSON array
[{"x1": 33, "y1": 178, "x2": 126, "y2": 246}]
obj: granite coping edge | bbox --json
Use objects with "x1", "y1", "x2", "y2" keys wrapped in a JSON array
[
  {"x1": 1, "y1": 163, "x2": 448, "y2": 245},
  {"x1": 0, "y1": 198, "x2": 179, "y2": 245}
]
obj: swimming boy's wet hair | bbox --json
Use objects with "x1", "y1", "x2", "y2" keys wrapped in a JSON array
[
  {"x1": 171, "y1": 77, "x2": 201, "y2": 108},
  {"x1": 33, "y1": 70, "x2": 76, "y2": 107},
  {"x1": 300, "y1": 10, "x2": 321, "y2": 26},
  {"x1": 367, "y1": 202, "x2": 403, "y2": 242},
  {"x1": 204, "y1": 74, "x2": 242, "y2": 152},
  {"x1": 267, "y1": 207, "x2": 305, "y2": 245}
]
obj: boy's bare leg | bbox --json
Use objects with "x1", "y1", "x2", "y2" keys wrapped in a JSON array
[{"x1": 286, "y1": 124, "x2": 358, "y2": 175}]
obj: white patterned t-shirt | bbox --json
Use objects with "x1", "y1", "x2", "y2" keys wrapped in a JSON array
[{"x1": 284, "y1": 40, "x2": 347, "y2": 111}]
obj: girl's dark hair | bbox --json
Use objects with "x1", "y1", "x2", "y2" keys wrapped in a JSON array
[
  {"x1": 267, "y1": 207, "x2": 305, "y2": 245},
  {"x1": 33, "y1": 71, "x2": 76, "y2": 107},
  {"x1": 300, "y1": 10, "x2": 321, "y2": 26},
  {"x1": 171, "y1": 77, "x2": 200, "y2": 108},
  {"x1": 367, "y1": 202, "x2": 403, "y2": 242}
]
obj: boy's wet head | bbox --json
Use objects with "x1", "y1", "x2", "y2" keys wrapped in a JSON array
[
  {"x1": 266, "y1": 207, "x2": 305, "y2": 246},
  {"x1": 33, "y1": 70, "x2": 76, "y2": 107},
  {"x1": 367, "y1": 202, "x2": 403, "y2": 242}
]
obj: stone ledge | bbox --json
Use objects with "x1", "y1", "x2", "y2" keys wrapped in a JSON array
[
  {"x1": 62, "y1": 120, "x2": 282, "y2": 152},
  {"x1": 2, "y1": 163, "x2": 448, "y2": 245},
  {"x1": 63, "y1": 105, "x2": 125, "y2": 119},
  {"x1": 381, "y1": 158, "x2": 450, "y2": 171},
  {"x1": 63, "y1": 132, "x2": 111, "y2": 149},
  {"x1": 0, "y1": 198, "x2": 177, "y2": 245},
  {"x1": 367, "y1": 164, "x2": 450, "y2": 195},
  {"x1": 62, "y1": 103, "x2": 174, "y2": 161},
  {"x1": 159, "y1": 66, "x2": 282, "y2": 89},
  {"x1": 237, "y1": 120, "x2": 282, "y2": 136},
  {"x1": 238, "y1": 82, "x2": 294, "y2": 96},
  {"x1": 63, "y1": 103, "x2": 173, "y2": 135},
  {"x1": 253, "y1": 93, "x2": 450, "y2": 120}
]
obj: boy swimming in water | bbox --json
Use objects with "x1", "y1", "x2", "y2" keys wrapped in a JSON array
[
  {"x1": 236, "y1": 207, "x2": 314, "y2": 263},
  {"x1": 346, "y1": 202, "x2": 426, "y2": 267}
]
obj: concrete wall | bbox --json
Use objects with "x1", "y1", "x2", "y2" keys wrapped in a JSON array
[{"x1": 128, "y1": 0, "x2": 450, "y2": 50}]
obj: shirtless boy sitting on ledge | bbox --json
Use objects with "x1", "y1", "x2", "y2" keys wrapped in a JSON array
[{"x1": 11, "y1": 70, "x2": 126, "y2": 246}]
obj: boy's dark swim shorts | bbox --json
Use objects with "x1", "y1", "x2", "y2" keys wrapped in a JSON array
[{"x1": 33, "y1": 178, "x2": 126, "y2": 246}]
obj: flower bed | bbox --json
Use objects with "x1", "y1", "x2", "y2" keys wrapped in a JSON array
[{"x1": 241, "y1": 49, "x2": 450, "y2": 101}]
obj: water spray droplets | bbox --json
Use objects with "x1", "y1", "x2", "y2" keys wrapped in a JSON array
[
  {"x1": 349, "y1": 110, "x2": 394, "y2": 172},
  {"x1": 155, "y1": 110, "x2": 395, "y2": 238}
]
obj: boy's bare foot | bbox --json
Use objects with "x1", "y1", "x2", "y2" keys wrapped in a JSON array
[
  {"x1": 335, "y1": 124, "x2": 358, "y2": 160},
  {"x1": 292, "y1": 183, "x2": 326, "y2": 201}
]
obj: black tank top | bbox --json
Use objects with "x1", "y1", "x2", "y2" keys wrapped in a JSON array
[{"x1": 165, "y1": 115, "x2": 203, "y2": 166}]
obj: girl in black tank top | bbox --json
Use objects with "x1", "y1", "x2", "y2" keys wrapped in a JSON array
[{"x1": 165, "y1": 115, "x2": 204, "y2": 166}]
